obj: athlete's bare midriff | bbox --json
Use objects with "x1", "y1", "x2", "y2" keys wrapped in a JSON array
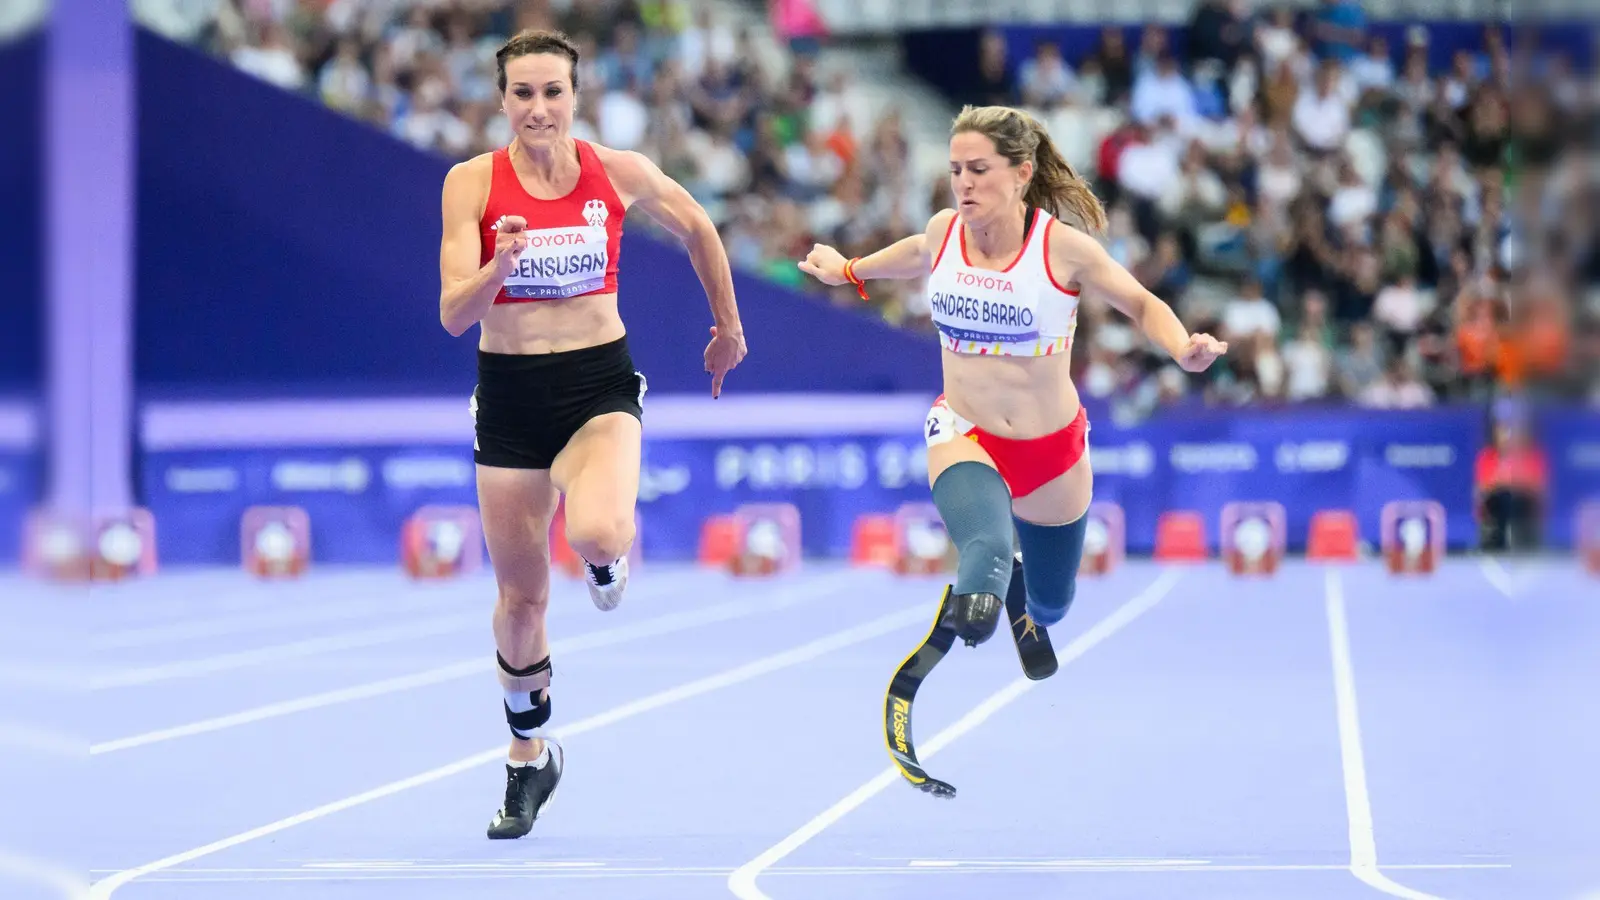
[
  {"x1": 940, "y1": 350, "x2": 1083, "y2": 439},
  {"x1": 478, "y1": 294, "x2": 626, "y2": 355}
]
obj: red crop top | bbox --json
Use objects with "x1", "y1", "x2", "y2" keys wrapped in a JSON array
[{"x1": 479, "y1": 139, "x2": 626, "y2": 303}]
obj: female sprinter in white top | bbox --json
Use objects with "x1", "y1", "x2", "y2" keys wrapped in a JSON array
[{"x1": 798, "y1": 105, "x2": 1225, "y2": 796}]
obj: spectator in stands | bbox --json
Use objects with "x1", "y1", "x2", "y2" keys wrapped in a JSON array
[
  {"x1": 1348, "y1": 35, "x2": 1395, "y2": 95},
  {"x1": 1188, "y1": 0, "x2": 1252, "y2": 72},
  {"x1": 1282, "y1": 320, "x2": 1333, "y2": 400},
  {"x1": 1335, "y1": 320, "x2": 1383, "y2": 399},
  {"x1": 1088, "y1": 26, "x2": 1135, "y2": 107},
  {"x1": 961, "y1": 29, "x2": 1016, "y2": 108},
  {"x1": 1292, "y1": 58, "x2": 1352, "y2": 155},
  {"x1": 319, "y1": 37, "x2": 371, "y2": 114},
  {"x1": 1223, "y1": 276, "x2": 1282, "y2": 345},
  {"x1": 1134, "y1": 24, "x2": 1171, "y2": 79},
  {"x1": 230, "y1": 20, "x2": 305, "y2": 91},
  {"x1": 1358, "y1": 356, "x2": 1435, "y2": 409},
  {"x1": 1372, "y1": 272, "x2": 1424, "y2": 355},
  {"x1": 394, "y1": 70, "x2": 474, "y2": 156},
  {"x1": 1260, "y1": 55, "x2": 1301, "y2": 131},
  {"x1": 1474, "y1": 417, "x2": 1548, "y2": 551},
  {"x1": 1104, "y1": 204, "x2": 1150, "y2": 271},
  {"x1": 1253, "y1": 7, "x2": 1299, "y2": 75},
  {"x1": 1135, "y1": 232, "x2": 1192, "y2": 306},
  {"x1": 1019, "y1": 42, "x2": 1076, "y2": 111},
  {"x1": 1130, "y1": 53, "x2": 1197, "y2": 132},
  {"x1": 1311, "y1": 0, "x2": 1367, "y2": 64}
]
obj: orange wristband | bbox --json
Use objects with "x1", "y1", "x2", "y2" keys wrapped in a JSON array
[{"x1": 844, "y1": 258, "x2": 869, "y2": 301}]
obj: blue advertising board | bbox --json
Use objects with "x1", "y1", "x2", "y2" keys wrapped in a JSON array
[{"x1": 134, "y1": 399, "x2": 1598, "y2": 566}]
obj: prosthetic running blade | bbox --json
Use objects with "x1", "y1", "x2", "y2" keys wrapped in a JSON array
[
  {"x1": 884, "y1": 585, "x2": 959, "y2": 798},
  {"x1": 1005, "y1": 556, "x2": 1059, "y2": 680}
]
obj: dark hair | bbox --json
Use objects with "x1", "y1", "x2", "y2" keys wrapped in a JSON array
[{"x1": 496, "y1": 29, "x2": 581, "y2": 95}]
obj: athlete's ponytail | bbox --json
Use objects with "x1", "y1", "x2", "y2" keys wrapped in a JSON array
[
  {"x1": 951, "y1": 105, "x2": 1108, "y2": 236},
  {"x1": 1022, "y1": 116, "x2": 1108, "y2": 236}
]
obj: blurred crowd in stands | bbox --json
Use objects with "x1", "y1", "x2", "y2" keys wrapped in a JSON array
[
  {"x1": 991, "y1": 6, "x2": 1599, "y2": 419},
  {"x1": 139, "y1": 0, "x2": 1598, "y2": 413}
]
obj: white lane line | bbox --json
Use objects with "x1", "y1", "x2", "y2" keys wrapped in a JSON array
[
  {"x1": 90, "y1": 570, "x2": 860, "y2": 754},
  {"x1": 727, "y1": 569, "x2": 1182, "y2": 900},
  {"x1": 104, "y1": 860, "x2": 1511, "y2": 882},
  {"x1": 1324, "y1": 569, "x2": 1448, "y2": 900},
  {"x1": 87, "y1": 597, "x2": 934, "y2": 898},
  {"x1": 1477, "y1": 557, "x2": 1517, "y2": 599}
]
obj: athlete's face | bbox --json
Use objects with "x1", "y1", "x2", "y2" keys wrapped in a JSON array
[
  {"x1": 948, "y1": 131, "x2": 1031, "y2": 224},
  {"x1": 502, "y1": 53, "x2": 575, "y2": 149}
]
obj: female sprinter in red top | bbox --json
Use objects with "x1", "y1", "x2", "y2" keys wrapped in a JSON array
[
  {"x1": 438, "y1": 29, "x2": 747, "y2": 838},
  {"x1": 799, "y1": 105, "x2": 1225, "y2": 796}
]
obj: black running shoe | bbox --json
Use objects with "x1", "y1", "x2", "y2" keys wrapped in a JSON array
[{"x1": 486, "y1": 741, "x2": 563, "y2": 839}]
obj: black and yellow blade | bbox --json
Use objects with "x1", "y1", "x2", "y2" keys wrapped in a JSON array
[
  {"x1": 884, "y1": 585, "x2": 959, "y2": 798},
  {"x1": 1006, "y1": 556, "x2": 1058, "y2": 680}
]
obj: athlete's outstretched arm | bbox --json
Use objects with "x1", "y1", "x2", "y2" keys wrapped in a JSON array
[
  {"x1": 799, "y1": 234, "x2": 924, "y2": 284},
  {"x1": 1047, "y1": 220, "x2": 1227, "y2": 372},
  {"x1": 602, "y1": 148, "x2": 745, "y2": 396},
  {"x1": 798, "y1": 209, "x2": 954, "y2": 288},
  {"x1": 439, "y1": 159, "x2": 522, "y2": 337}
]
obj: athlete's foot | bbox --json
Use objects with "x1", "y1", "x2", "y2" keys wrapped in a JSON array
[
  {"x1": 508, "y1": 736, "x2": 544, "y2": 764},
  {"x1": 487, "y1": 741, "x2": 564, "y2": 839},
  {"x1": 584, "y1": 556, "x2": 628, "y2": 611}
]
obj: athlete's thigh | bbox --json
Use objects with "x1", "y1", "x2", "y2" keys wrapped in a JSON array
[
  {"x1": 923, "y1": 400, "x2": 1002, "y2": 488},
  {"x1": 549, "y1": 412, "x2": 643, "y2": 516},
  {"x1": 1011, "y1": 453, "x2": 1092, "y2": 525},
  {"x1": 476, "y1": 464, "x2": 560, "y2": 584}
]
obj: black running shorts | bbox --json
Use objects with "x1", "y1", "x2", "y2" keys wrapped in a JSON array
[{"x1": 471, "y1": 336, "x2": 647, "y2": 469}]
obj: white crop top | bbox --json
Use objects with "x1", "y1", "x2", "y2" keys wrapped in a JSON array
[{"x1": 926, "y1": 207, "x2": 1080, "y2": 357}]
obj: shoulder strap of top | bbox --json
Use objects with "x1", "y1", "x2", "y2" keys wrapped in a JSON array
[
  {"x1": 1025, "y1": 205, "x2": 1050, "y2": 251},
  {"x1": 573, "y1": 139, "x2": 599, "y2": 183},
  {"x1": 490, "y1": 145, "x2": 517, "y2": 194},
  {"x1": 930, "y1": 212, "x2": 960, "y2": 272},
  {"x1": 575, "y1": 138, "x2": 629, "y2": 211}
]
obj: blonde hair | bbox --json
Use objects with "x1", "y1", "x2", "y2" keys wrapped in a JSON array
[{"x1": 951, "y1": 105, "x2": 1108, "y2": 235}]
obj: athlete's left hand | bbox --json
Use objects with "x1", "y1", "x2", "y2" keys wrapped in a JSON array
[
  {"x1": 1177, "y1": 333, "x2": 1228, "y2": 372},
  {"x1": 704, "y1": 325, "x2": 747, "y2": 398}
]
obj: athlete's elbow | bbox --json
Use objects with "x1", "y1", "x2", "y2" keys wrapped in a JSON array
[
  {"x1": 680, "y1": 210, "x2": 721, "y2": 254},
  {"x1": 440, "y1": 302, "x2": 472, "y2": 337}
]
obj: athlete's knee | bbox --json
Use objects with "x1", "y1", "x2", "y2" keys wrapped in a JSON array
[
  {"x1": 1027, "y1": 579, "x2": 1076, "y2": 627},
  {"x1": 1014, "y1": 511, "x2": 1089, "y2": 627},
  {"x1": 497, "y1": 578, "x2": 550, "y2": 619},
  {"x1": 931, "y1": 461, "x2": 1015, "y2": 646},
  {"x1": 564, "y1": 511, "x2": 634, "y2": 563},
  {"x1": 497, "y1": 652, "x2": 552, "y2": 740}
]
